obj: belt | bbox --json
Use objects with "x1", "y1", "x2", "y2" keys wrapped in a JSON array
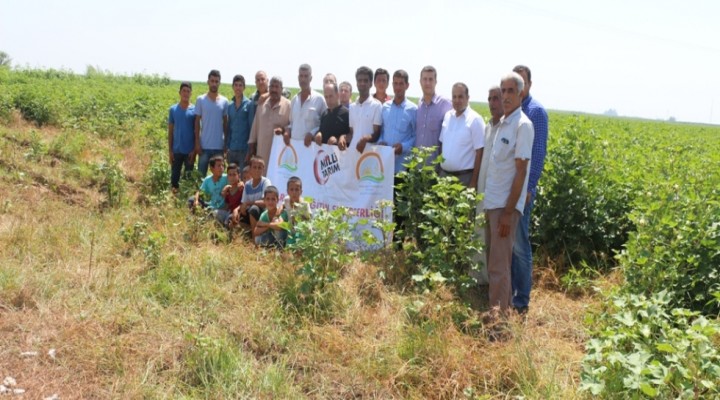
[{"x1": 442, "y1": 168, "x2": 473, "y2": 176}]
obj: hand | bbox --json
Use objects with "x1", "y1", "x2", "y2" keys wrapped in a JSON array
[
  {"x1": 498, "y1": 210, "x2": 513, "y2": 238},
  {"x1": 169, "y1": 151, "x2": 174, "y2": 164},
  {"x1": 273, "y1": 127, "x2": 284, "y2": 135},
  {"x1": 221, "y1": 185, "x2": 231, "y2": 197},
  {"x1": 194, "y1": 144, "x2": 202, "y2": 157},
  {"x1": 392, "y1": 143, "x2": 403, "y2": 155},
  {"x1": 338, "y1": 135, "x2": 347, "y2": 151},
  {"x1": 525, "y1": 191, "x2": 532, "y2": 207},
  {"x1": 304, "y1": 133, "x2": 314, "y2": 147},
  {"x1": 232, "y1": 208, "x2": 239, "y2": 223},
  {"x1": 356, "y1": 136, "x2": 368, "y2": 153},
  {"x1": 282, "y1": 131, "x2": 291, "y2": 145},
  {"x1": 314, "y1": 132, "x2": 323, "y2": 146},
  {"x1": 327, "y1": 136, "x2": 338, "y2": 146}
]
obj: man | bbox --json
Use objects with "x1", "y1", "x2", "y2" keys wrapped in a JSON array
[
  {"x1": 194, "y1": 69, "x2": 229, "y2": 177},
  {"x1": 323, "y1": 73, "x2": 337, "y2": 86},
  {"x1": 438, "y1": 83, "x2": 485, "y2": 187},
  {"x1": 372, "y1": 68, "x2": 392, "y2": 103},
  {"x1": 252, "y1": 70, "x2": 269, "y2": 108},
  {"x1": 226, "y1": 74, "x2": 255, "y2": 171},
  {"x1": 308, "y1": 82, "x2": 349, "y2": 146},
  {"x1": 249, "y1": 76, "x2": 291, "y2": 169},
  {"x1": 373, "y1": 70, "x2": 417, "y2": 174},
  {"x1": 285, "y1": 64, "x2": 327, "y2": 145},
  {"x1": 339, "y1": 81, "x2": 353, "y2": 109},
  {"x1": 484, "y1": 72, "x2": 534, "y2": 314},
  {"x1": 168, "y1": 81, "x2": 196, "y2": 191},
  {"x1": 345, "y1": 66, "x2": 382, "y2": 151},
  {"x1": 416, "y1": 66, "x2": 452, "y2": 164},
  {"x1": 510, "y1": 64, "x2": 549, "y2": 314},
  {"x1": 473, "y1": 85, "x2": 504, "y2": 285}
]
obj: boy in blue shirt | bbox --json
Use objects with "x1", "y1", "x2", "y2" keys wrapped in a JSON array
[
  {"x1": 168, "y1": 82, "x2": 196, "y2": 191},
  {"x1": 190, "y1": 155, "x2": 228, "y2": 221}
]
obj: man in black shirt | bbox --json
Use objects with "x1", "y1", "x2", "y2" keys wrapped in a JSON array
[{"x1": 305, "y1": 82, "x2": 350, "y2": 147}]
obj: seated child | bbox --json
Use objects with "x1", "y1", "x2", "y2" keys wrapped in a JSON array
[
  {"x1": 220, "y1": 163, "x2": 244, "y2": 228},
  {"x1": 282, "y1": 176, "x2": 311, "y2": 246},
  {"x1": 189, "y1": 155, "x2": 228, "y2": 219},
  {"x1": 253, "y1": 186, "x2": 288, "y2": 248},
  {"x1": 234, "y1": 156, "x2": 272, "y2": 233},
  {"x1": 241, "y1": 164, "x2": 251, "y2": 183}
]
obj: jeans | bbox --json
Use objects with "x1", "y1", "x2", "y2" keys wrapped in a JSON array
[
  {"x1": 197, "y1": 149, "x2": 224, "y2": 177},
  {"x1": 511, "y1": 191, "x2": 535, "y2": 309},
  {"x1": 226, "y1": 149, "x2": 248, "y2": 172},
  {"x1": 171, "y1": 153, "x2": 194, "y2": 189}
]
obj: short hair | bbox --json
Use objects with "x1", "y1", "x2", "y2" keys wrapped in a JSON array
[
  {"x1": 420, "y1": 65, "x2": 437, "y2": 79},
  {"x1": 488, "y1": 85, "x2": 501, "y2": 94},
  {"x1": 512, "y1": 65, "x2": 532, "y2": 82},
  {"x1": 324, "y1": 82, "x2": 338, "y2": 93},
  {"x1": 227, "y1": 163, "x2": 239, "y2": 173},
  {"x1": 339, "y1": 81, "x2": 353, "y2": 92},
  {"x1": 270, "y1": 76, "x2": 283, "y2": 88},
  {"x1": 323, "y1": 73, "x2": 337, "y2": 83},
  {"x1": 179, "y1": 81, "x2": 192, "y2": 91},
  {"x1": 232, "y1": 74, "x2": 245, "y2": 85},
  {"x1": 374, "y1": 68, "x2": 389, "y2": 82},
  {"x1": 263, "y1": 185, "x2": 279, "y2": 198},
  {"x1": 209, "y1": 154, "x2": 224, "y2": 168},
  {"x1": 393, "y1": 69, "x2": 409, "y2": 84},
  {"x1": 250, "y1": 156, "x2": 265, "y2": 167},
  {"x1": 501, "y1": 72, "x2": 525, "y2": 94},
  {"x1": 287, "y1": 176, "x2": 302, "y2": 189},
  {"x1": 208, "y1": 70, "x2": 221, "y2": 79},
  {"x1": 453, "y1": 82, "x2": 469, "y2": 96},
  {"x1": 299, "y1": 63, "x2": 312, "y2": 74},
  {"x1": 242, "y1": 165, "x2": 250, "y2": 172},
  {"x1": 356, "y1": 66, "x2": 373, "y2": 82}
]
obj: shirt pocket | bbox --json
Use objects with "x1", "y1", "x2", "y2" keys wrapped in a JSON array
[
  {"x1": 395, "y1": 113, "x2": 411, "y2": 132},
  {"x1": 493, "y1": 133, "x2": 515, "y2": 161}
]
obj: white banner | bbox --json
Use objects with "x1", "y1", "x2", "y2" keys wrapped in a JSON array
[{"x1": 266, "y1": 136, "x2": 395, "y2": 250}]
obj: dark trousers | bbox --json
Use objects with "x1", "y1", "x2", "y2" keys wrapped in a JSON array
[{"x1": 171, "y1": 153, "x2": 195, "y2": 189}]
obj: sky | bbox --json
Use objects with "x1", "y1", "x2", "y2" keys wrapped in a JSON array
[{"x1": 2, "y1": 0, "x2": 719, "y2": 124}]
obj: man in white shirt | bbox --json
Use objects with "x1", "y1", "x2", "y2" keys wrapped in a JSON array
[
  {"x1": 285, "y1": 64, "x2": 327, "y2": 145},
  {"x1": 344, "y1": 66, "x2": 382, "y2": 152},
  {"x1": 483, "y1": 72, "x2": 534, "y2": 315},
  {"x1": 438, "y1": 82, "x2": 485, "y2": 187}
]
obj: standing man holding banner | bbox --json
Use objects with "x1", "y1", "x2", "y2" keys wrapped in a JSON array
[
  {"x1": 347, "y1": 66, "x2": 383, "y2": 152},
  {"x1": 373, "y1": 69, "x2": 417, "y2": 174},
  {"x1": 249, "y1": 76, "x2": 291, "y2": 169},
  {"x1": 194, "y1": 69, "x2": 229, "y2": 177},
  {"x1": 285, "y1": 64, "x2": 327, "y2": 144}
]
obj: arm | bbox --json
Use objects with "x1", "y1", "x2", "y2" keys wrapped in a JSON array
[
  {"x1": 168, "y1": 122, "x2": 174, "y2": 164},
  {"x1": 223, "y1": 114, "x2": 229, "y2": 153},
  {"x1": 470, "y1": 149, "x2": 483, "y2": 190},
  {"x1": 527, "y1": 107, "x2": 548, "y2": 194},
  {"x1": 194, "y1": 115, "x2": 202, "y2": 156},
  {"x1": 499, "y1": 158, "x2": 529, "y2": 237}
]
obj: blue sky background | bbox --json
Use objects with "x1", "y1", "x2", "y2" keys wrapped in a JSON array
[{"x1": 2, "y1": 0, "x2": 718, "y2": 124}]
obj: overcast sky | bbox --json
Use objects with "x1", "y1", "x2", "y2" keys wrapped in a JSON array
[{"x1": 2, "y1": 0, "x2": 718, "y2": 124}]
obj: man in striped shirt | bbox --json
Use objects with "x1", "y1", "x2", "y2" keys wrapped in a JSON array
[{"x1": 510, "y1": 65, "x2": 549, "y2": 315}]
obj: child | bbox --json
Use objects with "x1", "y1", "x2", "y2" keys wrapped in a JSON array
[
  {"x1": 190, "y1": 155, "x2": 227, "y2": 217},
  {"x1": 241, "y1": 164, "x2": 251, "y2": 183},
  {"x1": 283, "y1": 176, "x2": 310, "y2": 246},
  {"x1": 234, "y1": 156, "x2": 272, "y2": 233},
  {"x1": 221, "y1": 163, "x2": 244, "y2": 228},
  {"x1": 253, "y1": 186, "x2": 288, "y2": 248}
]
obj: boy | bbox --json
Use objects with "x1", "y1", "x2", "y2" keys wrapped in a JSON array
[
  {"x1": 168, "y1": 82, "x2": 196, "y2": 191},
  {"x1": 233, "y1": 156, "x2": 272, "y2": 233},
  {"x1": 221, "y1": 163, "x2": 244, "y2": 228},
  {"x1": 254, "y1": 186, "x2": 288, "y2": 248},
  {"x1": 283, "y1": 176, "x2": 310, "y2": 246},
  {"x1": 190, "y1": 155, "x2": 228, "y2": 219}
]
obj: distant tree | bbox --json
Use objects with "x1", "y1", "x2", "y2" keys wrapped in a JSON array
[
  {"x1": 0, "y1": 51, "x2": 11, "y2": 67},
  {"x1": 668, "y1": 116, "x2": 676, "y2": 122},
  {"x1": 603, "y1": 109, "x2": 618, "y2": 117}
]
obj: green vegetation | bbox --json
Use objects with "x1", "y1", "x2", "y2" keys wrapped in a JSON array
[{"x1": 0, "y1": 67, "x2": 718, "y2": 398}]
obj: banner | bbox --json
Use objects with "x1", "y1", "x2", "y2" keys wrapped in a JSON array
[{"x1": 266, "y1": 136, "x2": 395, "y2": 250}]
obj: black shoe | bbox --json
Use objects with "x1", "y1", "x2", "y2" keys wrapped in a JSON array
[{"x1": 514, "y1": 306, "x2": 529, "y2": 316}]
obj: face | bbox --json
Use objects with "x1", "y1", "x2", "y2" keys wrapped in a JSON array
[
  {"x1": 264, "y1": 192, "x2": 278, "y2": 208},
  {"x1": 488, "y1": 89, "x2": 503, "y2": 119},
  {"x1": 451, "y1": 85, "x2": 469, "y2": 113},
  {"x1": 227, "y1": 169, "x2": 239, "y2": 184},
  {"x1": 392, "y1": 76, "x2": 408, "y2": 99},
  {"x1": 298, "y1": 69, "x2": 312, "y2": 90},
  {"x1": 250, "y1": 161, "x2": 264, "y2": 179},
  {"x1": 207, "y1": 76, "x2": 220, "y2": 93},
  {"x1": 323, "y1": 74, "x2": 336, "y2": 86},
  {"x1": 179, "y1": 86, "x2": 192, "y2": 102},
  {"x1": 501, "y1": 79, "x2": 522, "y2": 116},
  {"x1": 516, "y1": 69, "x2": 531, "y2": 99},
  {"x1": 339, "y1": 84, "x2": 352, "y2": 104},
  {"x1": 356, "y1": 73, "x2": 372, "y2": 96},
  {"x1": 232, "y1": 81, "x2": 245, "y2": 97},
  {"x1": 255, "y1": 72, "x2": 268, "y2": 94},
  {"x1": 323, "y1": 85, "x2": 339, "y2": 108},
  {"x1": 242, "y1": 169, "x2": 251, "y2": 182},
  {"x1": 374, "y1": 74, "x2": 388, "y2": 92},
  {"x1": 287, "y1": 182, "x2": 302, "y2": 201},
  {"x1": 269, "y1": 80, "x2": 282, "y2": 102},
  {"x1": 419, "y1": 71, "x2": 437, "y2": 96},
  {"x1": 211, "y1": 160, "x2": 224, "y2": 176}
]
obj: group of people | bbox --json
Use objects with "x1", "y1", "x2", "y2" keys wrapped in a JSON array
[{"x1": 167, "y1": 63, "x2": 548, "y2": 316}]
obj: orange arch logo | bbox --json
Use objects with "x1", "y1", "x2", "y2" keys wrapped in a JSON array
[
  {"x1": 356, "y1": 152, "x2": 384, "y2": 183},
  {"x1": 277, "y1": 144, "x2": 298, "y2": 172}
]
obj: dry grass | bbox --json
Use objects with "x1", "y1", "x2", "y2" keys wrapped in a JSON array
[{"x1": 0, "y1": 124, "x2": 598, "y2": 399}]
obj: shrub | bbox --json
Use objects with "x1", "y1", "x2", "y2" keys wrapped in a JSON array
[
  {"x1": 141, "y1": 151, "x2": 171, "y2": 205},
  {"x1": 96, "y1": 153, "x2": 126, "y2": 209},
  {"x1": 14, "y1": 88, "x2": 55, "y2": 126}
]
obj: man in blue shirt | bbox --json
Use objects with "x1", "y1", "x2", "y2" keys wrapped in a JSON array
[
  {"x1": 168, "y1": 81, "x2": 196, "y2": 191},
  {"x1": 194, "y1": 69, "x2": 229, "y2": 177},
  {"x1": 368, "y1": 69, "x2": 417, "y2": 174},
  {"x1": 510, "y1": 64, "x2": 549, "y2": 315},
  {"x1": 226, "y1": 74, "x2": 254, "y2": 171}
]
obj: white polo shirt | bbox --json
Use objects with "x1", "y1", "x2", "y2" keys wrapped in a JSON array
[
  {"x1": 289, "y1": 90, "x2": 327, "y2": 140},
  {"x1": 439, "y1": 107, "x2": 485, "y2": 172},
  {"x1": 349, "y1": 96, "x2": 383, "y2": 146},
  {"x1": 484, "y1": 107, "x2": 534, "y2": 213}
]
